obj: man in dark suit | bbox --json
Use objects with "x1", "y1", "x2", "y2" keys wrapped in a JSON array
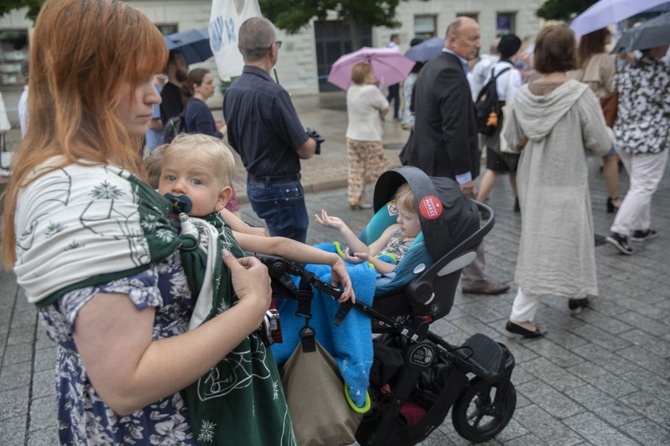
[{"x1": 402, "y1": 17, "x2": 509, "y2": 295}]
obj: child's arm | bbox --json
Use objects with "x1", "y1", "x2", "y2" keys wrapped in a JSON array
[
  {"x1": 234, "y1": 232, "x2": 355, "y2": 302},
  {"x1": 350, "y1": 224, "x2": 400, "y2": 275},
  {"x1": 355, "y1": 254, "x2": 396, "y2": 275},
  {"x1": 221, "y1": 209, "x2": 268, "y2": 237},
  {"x1": 314, "y1": 210, "x2": 368, "y2": 254}
]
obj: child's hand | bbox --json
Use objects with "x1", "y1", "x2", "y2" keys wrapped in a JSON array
[
  {"x1": 343, "y1": 247, "x2": 364, "y2": 264},
  {"x1": 352, "y1": 252, "x2": 372, "y2": 262},
  {"x1": 314, "y1": 209, "x2": 344, "y2": 230}
]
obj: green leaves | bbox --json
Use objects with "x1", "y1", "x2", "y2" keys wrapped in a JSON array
[
  {"x1": 536, "y1": 0, "x2": 598, "y2": 22},
  {"x1": 259, "y1": 0, "x2": 402, "y2": 35},
  {"x1": 0, "y1": 0, "x2": 44, "y2": 22}
]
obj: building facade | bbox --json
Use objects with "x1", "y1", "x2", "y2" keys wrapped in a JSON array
[{"x1": 0, "y1": 0, "x2": 543, "y2": 124}]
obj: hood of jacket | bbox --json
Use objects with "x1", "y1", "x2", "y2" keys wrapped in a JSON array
[{"x1": 513, "y1": 79, "x2": 589, "y2": 141}]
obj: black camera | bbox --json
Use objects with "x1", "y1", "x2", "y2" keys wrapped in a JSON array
[
  {"x1": 306, "y1": 127, "x2": 325, "y2": 155},
  {"x1": 257, "y1": 309, "x2": 283, "y2": 346}
]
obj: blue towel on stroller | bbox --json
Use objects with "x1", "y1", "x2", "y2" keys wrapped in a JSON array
[{"x1": 271, "y1": 242, "x2": 376, "y2": 408}]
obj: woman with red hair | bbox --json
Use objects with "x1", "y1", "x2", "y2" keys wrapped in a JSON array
[{"x1": 2, "y1": 1, "x2": 293, "y2": 444}]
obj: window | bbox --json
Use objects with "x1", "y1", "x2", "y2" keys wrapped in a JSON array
[
  {"x1": 414, "y1": 15, "x2": 437, "y2": 40},
  {"x1": 0, "y1": 29, "x2": 29, "y2": 87},
  {"x1": 496, "y1": 13, "x2": 516, "y2": 36},
  {"x1": 156, "y1": 24, "x2": 178, "y2": 36}
]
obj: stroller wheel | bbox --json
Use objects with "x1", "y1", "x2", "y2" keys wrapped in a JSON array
[{"x1": 451, "y1": 377, "x2": 516, "y2": 443}]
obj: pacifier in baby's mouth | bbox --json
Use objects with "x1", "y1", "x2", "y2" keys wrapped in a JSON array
[{"x1": 164, "y1": 193, "x2": 193, "y2": 214}]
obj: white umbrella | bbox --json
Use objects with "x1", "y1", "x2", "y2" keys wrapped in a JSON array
[{"x1": 570, "y1": 0, "x2": 670, "y2": 36}]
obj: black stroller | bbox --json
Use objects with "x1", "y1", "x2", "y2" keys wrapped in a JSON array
[{"x1": 256, "y1": 167, "x2": 516, "y2": 445}]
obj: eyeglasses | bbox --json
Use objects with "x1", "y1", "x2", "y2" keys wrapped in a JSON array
[{"x1": 274, "y1": 41, "x2": 282, "y2": 50}]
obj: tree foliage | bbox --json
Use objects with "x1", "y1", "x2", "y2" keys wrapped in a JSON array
[
  {"x1": 536, "y1": 0, "x2": 598, "y2": 22},
  {"x1": 0, "y1": 0, "x2": 44, "y2": 22},
  {"x1": 259, "y1": 0, "x2": 402, "y2": 49}
]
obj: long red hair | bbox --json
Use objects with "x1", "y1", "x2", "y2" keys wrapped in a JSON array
[{"x1": 2, "y1": 0, "x2": 168, "y2": 266}]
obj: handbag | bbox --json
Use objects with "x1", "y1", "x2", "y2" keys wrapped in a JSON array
[
  {"x1": 499, "y1": 70, "x2": 518, "y2": 154},
  {"x1": 600, "y1": 92, "x2": 618, "y2": 128},
  {"x1": 281, "y1": 327, "x2": 365, "y2": 446},
  {"x1": 577, "y1": 58, "x2": 618, "y2": 128}
]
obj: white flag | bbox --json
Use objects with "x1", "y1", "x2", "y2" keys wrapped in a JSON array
[{"x1": 209, "y1": 0, "x2": 262, "y2": 80}]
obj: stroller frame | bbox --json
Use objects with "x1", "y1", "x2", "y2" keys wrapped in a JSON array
[{"x1": 255, "y1": 200, "x2": 517, "y2": 445}]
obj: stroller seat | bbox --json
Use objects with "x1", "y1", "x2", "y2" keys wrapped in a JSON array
[{"x1": 359, "y1": 167, "x2": 492, "y2": 331}]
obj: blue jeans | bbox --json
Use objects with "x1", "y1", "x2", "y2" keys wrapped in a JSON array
[{"x1": 246, "y1": 178, "x2": 309, "y2": 243}]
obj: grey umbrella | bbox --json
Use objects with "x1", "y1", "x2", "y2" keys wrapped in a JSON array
[{"x1": 612, "y1": 11, "x2": 670, "y2": 52}]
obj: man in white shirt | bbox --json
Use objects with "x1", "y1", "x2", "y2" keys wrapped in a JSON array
[{"x1": 470, "y1": 38, "x2": 500, "y2": 99}]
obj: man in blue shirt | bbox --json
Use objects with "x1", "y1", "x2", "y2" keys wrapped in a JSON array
[{"x1": 224, "y1": 17, "x2": 318, "y2": 243}]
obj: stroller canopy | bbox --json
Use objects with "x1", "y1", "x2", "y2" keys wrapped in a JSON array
[{"x1": 373, "y1": 167, "x2": 480, "y2": 261}]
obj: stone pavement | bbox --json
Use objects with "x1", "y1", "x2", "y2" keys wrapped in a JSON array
[{"x1": 1, "y1": 93, "x2": 670, "y2": 445}]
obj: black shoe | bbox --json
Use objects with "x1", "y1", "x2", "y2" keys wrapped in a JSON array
[
  {"x1": 350, "y1": 203, "x2": 373, "y2": 211},
  {"x1": 630, "y1": 229, "x2": 657, "y2": 242},
  {"x1": 568, "y1": 297, "x2": 589, "y2": 315},
  {"x1": 505, "y1": 321, "x2": 546, "y2": 339},
  {"x1": 514, "y1": 197, "x2": 520, "y2": 213},
  {"x1": 606, "y1": 233, "x2": 633, "y2": 255}
]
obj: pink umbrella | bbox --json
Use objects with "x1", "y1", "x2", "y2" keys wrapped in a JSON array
[
  {"x1": 570, "y1": 0, "x2": 670, "y2": 36},
  {"x1": 327, "y1": 47, "x2": 415, "y2": 90}
]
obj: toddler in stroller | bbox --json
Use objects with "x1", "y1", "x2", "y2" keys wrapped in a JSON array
[{"x1": 262, "y1": 166, "x2": 517, "y2": 445}]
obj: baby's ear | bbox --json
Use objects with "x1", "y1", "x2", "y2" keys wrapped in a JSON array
[{"x1": 214, "y1": 185, "x2": 233, "y2": 212}]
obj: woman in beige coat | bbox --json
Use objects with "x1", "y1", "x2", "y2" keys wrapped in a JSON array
[
  {"x1": 568, "y1": 28, "x2": 620, "y2": 213},
  {"x1": 503, "y1": 24, "x2": 613, "y2": 338}
]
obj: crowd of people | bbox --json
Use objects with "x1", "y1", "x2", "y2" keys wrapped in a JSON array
[
  {"x1": 398, "y1": 19, "x2": 667, "y2": 337},
  {"x1": 2, "y1": 0, "x2": 668, "y2": 443}
]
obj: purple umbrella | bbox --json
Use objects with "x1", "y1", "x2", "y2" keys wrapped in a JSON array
[
  {"x1": 570, "y1": 0, "x2": 670, "y2": 36},
  {"x1": 327, "y1": 47, "x2": 415, "y2": 91}
]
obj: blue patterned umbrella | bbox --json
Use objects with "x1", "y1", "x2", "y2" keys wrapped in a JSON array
[
  {"x1": 612, "y1": 11, "x2": 670, "y2": 52},
  {"x1": 164, "y1": 28, "x2": 213, "y2": 65},
  {"x1": 404, "y1": 37, "x2": 444, "y2": 63}
]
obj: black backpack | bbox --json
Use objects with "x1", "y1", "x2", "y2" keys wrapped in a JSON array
[
  {"x1": 163, "y1": 114, "x2": 185, "y2": 144},
  {"x1": 474, "y1": 66, "x2": 511, "y2": 136}
]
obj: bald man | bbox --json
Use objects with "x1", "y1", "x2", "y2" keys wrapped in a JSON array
[{"x1": 401, "y1": 17, "x2": 509, "y2": 296}]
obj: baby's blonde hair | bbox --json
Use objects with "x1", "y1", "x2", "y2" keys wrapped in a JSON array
[
  {"x1": 394, "y1": 183, "x2": 416, "y2": 215},
  {"x1": 148, "y1": 134, "x2": 236, "y2": 189}
]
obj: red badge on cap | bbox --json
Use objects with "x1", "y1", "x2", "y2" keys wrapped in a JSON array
[{"x1": 419, "y1": 196, "x2": 443, "y2": 220}]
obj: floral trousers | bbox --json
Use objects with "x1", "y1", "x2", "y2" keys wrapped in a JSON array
[{"x1": 347, "y1": 138, "x2": 388, "y2": 206}]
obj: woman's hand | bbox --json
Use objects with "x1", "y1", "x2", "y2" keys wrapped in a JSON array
[
  {"x1": 222, "y1": 249, "x2": 271, "y2": 315},
  {"x1": 315, "y1": 209, "x2": 345, "y2": 230},
  {"x1": 330, "y1": 257, "x2": 355, "y2": 303}
]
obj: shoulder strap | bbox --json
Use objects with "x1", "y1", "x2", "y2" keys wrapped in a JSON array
[{"x1": 493, "y1": 66, "x2": 512, "y2": 81}]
